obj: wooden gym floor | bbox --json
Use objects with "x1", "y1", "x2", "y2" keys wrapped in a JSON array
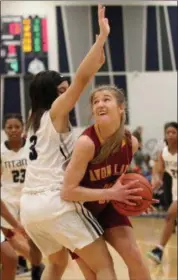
[{"x1": 17, "y1": 217, "x2": 177, "y2": 280}]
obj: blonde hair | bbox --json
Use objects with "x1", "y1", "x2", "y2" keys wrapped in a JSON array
[{"x1": 90, "y1": 85, "x2": 130, "y2": 164}]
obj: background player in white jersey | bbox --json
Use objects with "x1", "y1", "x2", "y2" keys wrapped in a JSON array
[
  {"x1": 1, "y1": 198, "x2": 26, "y2": 280},
  {"x1": 20, "y1": 5, "x2": 120, "y2": 280},
  {"x1": 148, "y1": 122, "x2": 178, "y2": 263},
  {"x1": 1, "y1": 114, "x2": 43, "y2": 279},
  {"x1": 151, "y1": 123, "x2": 173, "y2": 210}
]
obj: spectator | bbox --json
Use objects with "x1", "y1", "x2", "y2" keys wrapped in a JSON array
[
  {"x1": 152, "y1": 123, "x2": 173, "y2": 210},
  {"x1": 132, "y1": 126, "x2": 144, "y2": 170},
  {"x1": 132, "y1": 126, "x2": 143, "y2": 149}
]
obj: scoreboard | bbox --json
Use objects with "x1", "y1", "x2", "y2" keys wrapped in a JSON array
[
  {"x1": 0, "y1": 15, "x2": 48, "y2": 75},
  {"x1": 0, "y1": 16, "x2": 22, "y2": 74}
]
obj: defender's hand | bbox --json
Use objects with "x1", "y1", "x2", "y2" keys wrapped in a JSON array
[{"x1": 98, "y1": 4, "x2": 110, "y2": 38}]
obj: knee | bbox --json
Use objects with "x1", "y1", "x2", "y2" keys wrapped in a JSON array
[
  {"x1": 28, "y1": 239, "x2": 42, "y2": 265},
  {"x1": 31, "y1": 255, "x2": 42, "y2": 266},
  {"x1": 3, "y1": 249, "x2": 18, "y2": 269},
  {"x1": 49, "y1": 249, "x2": 68, "y2": 268},
  {"x1": 93, "y1": 252, "x2": 114, "y2": 274},
  {"x1": 30, "y1": 248, "x2": 42, "y2": 265},
  {"x1": 126, "y1": 245, "x2": 145, "y2": 266},
  {"x1": 49, "y1": 262, "x2": 66, "y2": 275},
  {"x1": 55, "y1": 255, "x2": 68, "y2": 269},
  {"x1": 47, "y1": 254, "x2": 68, "y2": 277},
  {"x1": 9, "y1": 252, "x2": 18, "y2": 268},
  {"x1": 166, "y1": 213, "x2": 175, "y2": 222},
  {"x1": 105, "y1": 253, "x2": 114, "y2": 269}
]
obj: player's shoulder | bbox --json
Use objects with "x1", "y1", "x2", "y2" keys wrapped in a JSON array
[
  {"x1": 82, "y1": 125, "x2": 101, "y2": 148},
  {"x1": 1, "y1": 141, "x2": 9, "y2": 153},
  {"x1": 76, "y1": 134, "x2": 95, "y2": 150},
  {"x1": 1, "y1": 141, "x2": 5, "y2": 149},
  {"x1": 162, "y1": 145, "x2": 169, "y2": 155},
  {"x1": 1, "y1": 142, "x2": 11, "y2": 164},
  {"x1": 80, "y1": 125, "x2": 96, "y2": 145},
  {"x1": 73, "y1": 135, "x2": 95, "y2": 162}
]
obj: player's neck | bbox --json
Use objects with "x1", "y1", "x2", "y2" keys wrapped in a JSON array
[
  {"x1": 7, "y1": 139, "x2": 23, "y2": 152},
  {"x1": 96, "y1": 122, "x2": 120, "y2": 141}
]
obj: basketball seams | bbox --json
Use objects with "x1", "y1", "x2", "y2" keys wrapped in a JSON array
[
  {"x1": 112, "y1": 173, "x2": 153, "y2": 216},
  {"x1": 112, "y1": 201, "x2": 150, "y2": 213},
  {"x1": 121, "y1": 178, "x2": 152, "y2": 198}
]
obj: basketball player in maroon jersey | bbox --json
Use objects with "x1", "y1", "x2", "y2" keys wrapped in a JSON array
[{"x1": 62, "y1": 85, "x2": 151, "y2": 280}]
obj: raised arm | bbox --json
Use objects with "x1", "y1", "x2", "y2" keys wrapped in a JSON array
[{"x1": 50, "y1": 5, "x2": 110, "y2": 131}]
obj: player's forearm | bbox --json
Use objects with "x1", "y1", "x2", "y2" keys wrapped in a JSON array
[
  {"x1": 1, "y1": 199, "x2": 18, "y2": 228},
  {"x1": 74, "y1": 35, "x2": 106, "y2": 83},
  {"x1": 152, "y1": 161, "x2": 164, "y2": 180},
  {"x1": 61, "y1": 185, "x2": 112, "y2": 202}
]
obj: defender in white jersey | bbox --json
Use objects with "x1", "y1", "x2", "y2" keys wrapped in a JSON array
[
  {"x1": 1, "y1": 136, "x2": 28, "y2": 229},
  {"x1": 151, "y1": 123, "x2": 173, "y2": 209},
  {"x1": 148, "y1": 122, "x2": 178, "y2": 264},
  {"x1": 20, "y1": 6, "x2": 117, "y2": 280},
  {"x1": 1, "y1": 114, "x2": 28, "y2": 234},
  {"x1": 162, "y1": 145, "x2": 177, "y2": 201}
]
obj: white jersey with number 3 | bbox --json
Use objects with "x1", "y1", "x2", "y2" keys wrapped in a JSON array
[
  {"x1": 20, "y1": 112, "x2": 104, "y2": 255},
  {"x1": 162, "y1": 146, "x2": 178, "y2": 201},
  {"x1": 23, "y1": 111, "x2": 74, "y2": 194},
  {"x1": 1, "y1": 140, "x2": 28, "y2": 197}
]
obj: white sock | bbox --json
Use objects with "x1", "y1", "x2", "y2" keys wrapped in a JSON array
[{"x1": 156, "y1": 244, "x2": 164, "y2": 251}]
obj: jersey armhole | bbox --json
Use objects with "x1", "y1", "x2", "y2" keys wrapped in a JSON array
[
  {"x1": 46, "y1": 112, "x2": 61, "y2": 135},
  {"x1": 48, "y1": 111, "x2": 72, "y2": 137}
]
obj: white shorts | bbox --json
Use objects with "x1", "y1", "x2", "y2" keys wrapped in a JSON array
[
  {"x1": 1, "y1": 199, "x2": 20, "y2": 229},
  {"x1": 20, "y1": 190, "x2": 103, "y2": 257}
]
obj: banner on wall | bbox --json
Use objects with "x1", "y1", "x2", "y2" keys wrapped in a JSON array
[{"x1": 0, "y1": 15, "x2": 48, "y2": 75}]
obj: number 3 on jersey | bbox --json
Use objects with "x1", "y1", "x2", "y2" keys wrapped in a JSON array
[{"x1": 29, "y1": 135, "x2": 38, "y2": 160}]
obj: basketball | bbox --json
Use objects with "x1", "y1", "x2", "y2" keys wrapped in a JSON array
[{"x1": 112, "y1": 173, "x2": 153, "y2": 216}]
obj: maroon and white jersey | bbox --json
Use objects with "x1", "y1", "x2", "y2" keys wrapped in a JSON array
[{"x1": 80, "y1": 125, "x2": 133, "y2": 216}]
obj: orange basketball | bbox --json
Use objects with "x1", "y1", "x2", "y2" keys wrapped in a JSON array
[{"x1": 112, "y1": 173, "x2": 153, "y2": 216}]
